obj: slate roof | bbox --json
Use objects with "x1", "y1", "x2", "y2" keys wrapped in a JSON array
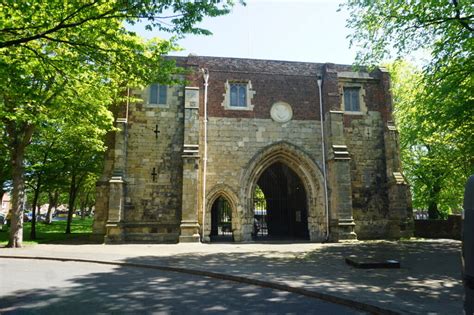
[{"x1": 172, "y1": 55, "x2": 358, "y2": 76}]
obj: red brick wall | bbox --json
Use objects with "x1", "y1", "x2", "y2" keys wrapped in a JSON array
[
  {"x1": 184, "y1": 56, "x2": 392, "y2": 124},
  {"x1": 204, "y1": 71, "x2": 320, "y2": 120}
]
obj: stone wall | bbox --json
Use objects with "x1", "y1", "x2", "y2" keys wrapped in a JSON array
[
  {"x1": 122, "y1": 86, "x2": 184, "y2": 242},
  {"x1": 93, "y1": 85, "x2": 185, "y2": 243},
  {"x1": 414, "y1": 215, "x2": 462, "y2": 240},
  {"x1": 345, "y1": 111, "x2": 389, "y2": 239},
  {"x1": 203, "y1": 117, "x2": 325, "y2": 241}
]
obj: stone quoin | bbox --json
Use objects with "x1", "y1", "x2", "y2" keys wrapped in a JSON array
[{"x1": 93, "y1": 56, "x2": 413, "y2": 243}]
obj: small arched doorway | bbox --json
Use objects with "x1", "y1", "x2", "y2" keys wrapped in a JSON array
[
  {"x1": 253, "y1": 162, "x2": 309, "y2": 240},
  {"x1": 210, "y1": 196, "x2": 233, "y2": 242}
]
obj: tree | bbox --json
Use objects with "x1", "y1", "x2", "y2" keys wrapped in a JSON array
[
  {"x1": 77, "y1": 173, "x2": 99, "y2": 220},
  {"x1": 343, "y1": 0, "x2": 474, "y2": 218},
  {"x1": 342, "y1": 0, "x2": 473, "y2": 139},
  {"x1": 0, "y1": 1, "x2": 237, "y2": 48},
  {"x1": 0, "y1": 124, "x2": 10, "y2": 196},
  {"x1": 388, "y1": 61, "x2": 472, "y2": 218},
  {"x1": 25, "y1": 136, "x2": 54, "y2": 240},
  {"x1": 1, "y1": 0, "x2": 239, "y2": 247}
]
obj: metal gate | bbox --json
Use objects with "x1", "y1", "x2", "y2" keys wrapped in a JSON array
[
  {"x1": 254, "y1": 192, "x2": 268, "y2": 237},
  {"x1": 210, "y1": 196, "x2": 233, "y2": 241},
  {"x1": 253, "y1": 162, "x2": 309, "y2": 240}
]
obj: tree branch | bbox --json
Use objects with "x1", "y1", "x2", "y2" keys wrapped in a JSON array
[
  {"x1": 452, "y1": 0, "x2": 474, "y2": 32},
  {"x1": 0, "y1": 2, "x2": 118, "y2": 48},
  {"x1": 41, "y1": 35, "x2": 122, "y2": 54}
]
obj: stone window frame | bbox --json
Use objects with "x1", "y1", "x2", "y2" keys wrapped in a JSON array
[
  {"x1": 145, "y1": 83, "x2": 169, "y2": 108},
  {"x1": 221, "y1": 80, "x2": 255, "y2": 111},
  {"x1": 340, "y1": 82, "x2": 367, "y2": 115}
]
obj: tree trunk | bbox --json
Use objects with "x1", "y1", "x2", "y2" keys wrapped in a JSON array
[
  {"x1": 0, "y1": 182, "x2": 5, "y2": 201},
  {"x1": 46, "y1": 190, "x2": 59, "y2": 224},
  {"x1": 81, "y1": 191, "x2": 90, "y2": 220},
  {"x1": 30, "y1": 175, "x2": 42, "y2": 240},
  {"x1": 8, "y1": 142, "x2": 28, "y2": 247},
  {"x1": 66, "y1": 173, "x2": 77, "y2": 234},
  {"x1": 428, "y1": 201, "x2": 439, "y2": 219},
  {"x1": 427, "y1": 183, "x2": 442, "y2": 219}
]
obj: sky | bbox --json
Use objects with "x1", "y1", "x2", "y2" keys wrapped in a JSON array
[{"x1": 129, "y1": 0, "x2": 358, "y2": 65}]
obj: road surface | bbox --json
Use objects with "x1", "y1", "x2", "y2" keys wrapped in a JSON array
[{"x1": 0, "y1": 258, "x2": 364, "y2": 314}]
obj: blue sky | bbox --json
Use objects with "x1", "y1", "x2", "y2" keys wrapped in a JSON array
[{"x1": 129, "y1": 0, "x2": 358, "y2": 65}]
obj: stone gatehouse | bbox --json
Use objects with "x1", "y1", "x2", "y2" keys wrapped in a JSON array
[{"x1": 93, "y1": 56, "x2": 413, "y2": 243}]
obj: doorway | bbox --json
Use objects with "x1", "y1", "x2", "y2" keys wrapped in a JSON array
[
  {"x1": 210, "y1": 196, "x2": 233, "y2": 242},
  {"x1": 252, "y1": 162, "x2": 309, "y2": 240}
]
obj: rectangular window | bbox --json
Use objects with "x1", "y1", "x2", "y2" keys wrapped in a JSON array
[
  {"x1": 149, "y1": 83, "x2": 167, "y2": 105},
  {"x1": 344, "y1": 87, "x2": 360, "y2": 111},
  {"x1": 229, "y1": 83, "x2": 247, "y2": 107}
]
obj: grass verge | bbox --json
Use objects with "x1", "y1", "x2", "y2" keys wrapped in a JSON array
[{"x1": 0, "y1": 217, "x2": 98, "y2": 246}]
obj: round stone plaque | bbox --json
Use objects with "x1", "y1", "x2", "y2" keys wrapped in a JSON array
[{"x1": 270, "y1": 102, "x2": 293, "y2": 123}]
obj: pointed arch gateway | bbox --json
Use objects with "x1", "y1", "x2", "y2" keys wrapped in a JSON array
[
  {"x1": 204, "y1": 184, "x2": 239, "y2": 242},
  {"x1": 238, "y1": 142, "x2": 327, "y2": 242}
]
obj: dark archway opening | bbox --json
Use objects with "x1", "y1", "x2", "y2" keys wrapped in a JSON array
[
  {"x1": 210, "y1": 196, "x2": 233, "y2": 242},
  {"x1": 253, "y1": 162, "x2": 309, "y2": 240}
]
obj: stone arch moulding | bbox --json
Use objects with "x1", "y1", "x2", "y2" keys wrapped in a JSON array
[
  {"x1": 203, "y1": 184, "x2": 240, "y2": 242},
  {"x1": 239, "y1": 141, "x2": 327, "y2": 242}
]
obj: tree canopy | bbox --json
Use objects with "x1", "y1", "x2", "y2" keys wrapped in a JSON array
[
  {"x1": 388, "y1": 61, "x2": 472, "y2": 217},
  {"x1": 0, "y1": 0, "x2": 240, "y2": 247},
  {"x1": 0, "y1": 1, "x2": 237, "y2": 48},
  {"x1": 343, "y1": 0, "x2": 473, "y2": 217}
]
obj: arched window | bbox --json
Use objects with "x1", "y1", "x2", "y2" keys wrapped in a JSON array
[
  {"x1": 230, "y1": 85, "x2": 238, "y2": 107},
  {"x1": 229, "y1": 83, "x2": 247, "y2": 107},
  {"x1": 238, "y1": 85, "x2": 246, "y2": 107},
  {"x1": 343, "y1": 87, "x2": 360, "y2": 111}
]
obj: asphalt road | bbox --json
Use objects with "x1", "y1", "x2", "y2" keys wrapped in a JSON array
[{"x1": 0, "y1": 258, "x2": 364, "y2": 314}]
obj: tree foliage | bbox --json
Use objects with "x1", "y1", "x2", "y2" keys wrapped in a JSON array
[
  {"x1": 343, "y1": 0, "x2": 473, "y2": 135},
  {"x1": 0, "y1": 0, "x2": 239, "y2": 247},
  {"x1": 342, "y1": 0, "x2": 474, "y2": 218},
  {"x1": 388, "y1": 61, "x2": 472, "y2": 218},
  {"x1": 0, "y1": 1, "x2": 237, "y2": 48},
  {"x1": 342, "y1": 0, "x2": 473, "y2": 217}
]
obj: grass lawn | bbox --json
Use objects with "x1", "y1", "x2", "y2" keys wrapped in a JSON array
[{"x1": 0, "y1": 217, "x2": 99, "y2": 246}]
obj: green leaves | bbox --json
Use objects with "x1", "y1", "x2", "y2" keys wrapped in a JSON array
[
  {"x1": 1, "y1": 0, "x2": 240, "y2": 247},
  {"x1": 0, "y1": 0, "x2": 240, "y2": 48},
  {"x1": 388, "y1": 60, "x2": 472, "y2": 217},
  {"x1": 344, "y1": 1, "x2": 473, "y2": 217}
]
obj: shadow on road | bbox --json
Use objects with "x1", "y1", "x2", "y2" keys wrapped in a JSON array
[
  {"x1": 115, "y1": 240, "x2": 462, "y2": 314},
  {"x1": 0, "y1": 260, "x2": 359, "y2": 314},
  {"x1": 0, "y1": 240, "x2": 462, "y2": 314}
]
